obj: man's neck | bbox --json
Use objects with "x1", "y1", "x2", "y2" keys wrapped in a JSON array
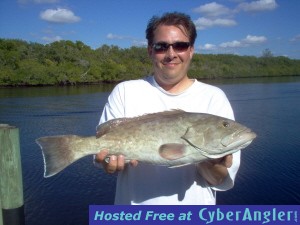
[{"x1": 154, "y1": 75, "x2": 194, "y2": 94}]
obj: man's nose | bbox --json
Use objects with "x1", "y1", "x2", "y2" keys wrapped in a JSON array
[{"x1": 165, "y1": 46, "x2": 176, "y2": 59}]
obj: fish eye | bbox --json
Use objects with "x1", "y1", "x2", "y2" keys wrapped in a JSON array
[{"x1": 222, "y1": 121, "x2": 230, "y2": 128}]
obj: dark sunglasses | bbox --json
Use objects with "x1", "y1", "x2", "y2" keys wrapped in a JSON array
[{"x1": 152, "y1": 42, "x2": 191, "y2": 53}]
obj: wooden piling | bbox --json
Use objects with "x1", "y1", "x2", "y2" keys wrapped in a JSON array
[{"x1": 0, "y1": 124, "x2": 25, "y2": 225}]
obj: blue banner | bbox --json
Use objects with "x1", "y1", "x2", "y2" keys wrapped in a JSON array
[{"x1": 89, "y1": 205, "x2": 299, "y2": 224}]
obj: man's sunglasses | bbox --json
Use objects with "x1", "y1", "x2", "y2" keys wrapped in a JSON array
[{"x1": 152, "y1": 42, "x2": 191, "y2": 53}]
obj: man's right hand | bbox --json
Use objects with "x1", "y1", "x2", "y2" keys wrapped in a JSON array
[{"x1": 95, "y1": 149, "x2": 138, "y2": 174}]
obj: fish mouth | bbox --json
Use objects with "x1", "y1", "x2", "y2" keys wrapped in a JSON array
[{"x1": 221, "y1": 128, "x2": 257, "y2": 150}]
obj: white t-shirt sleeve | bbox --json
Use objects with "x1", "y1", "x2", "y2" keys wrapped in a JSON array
[{"x1": 99, "y1": 83, "x2": 125, "y2": 124}]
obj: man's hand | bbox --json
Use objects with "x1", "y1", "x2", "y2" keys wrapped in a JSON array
[
  {"x1": 95, "y1": 149, "x2": 138, "y2": 174},
  {"x1": 197, "y1": 154, "x2": 233, "y2": 186}
]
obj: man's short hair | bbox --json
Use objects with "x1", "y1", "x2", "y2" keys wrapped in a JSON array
[{"x1": 146, "y1": 12, "x2": 197, "y2": 46}]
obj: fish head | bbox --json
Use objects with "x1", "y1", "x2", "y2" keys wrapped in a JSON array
[{"x1": 181, "y1": 116, "x2": 256, "y2": 158}]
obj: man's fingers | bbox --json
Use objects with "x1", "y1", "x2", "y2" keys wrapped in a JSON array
[
  {"x1": 222, "y1": 154, "x2": 233, "y2": 168},
  {"x1": 96, "y1": 149, "x2": 109, "y2": 162},
  {"x1": 207, "y1": 154, "x2": 233, "y2": 168},
  {"x1": 130, "y1": 160, "x2": 138, "y2": 167},
  {"x1": 95, "y1": 150, "x2": 138, "y2": 173},
  {"x1": 106, "y1": 155, "x2": 117, "y2": 173},
  {"x1": 116, "y1": 155, "x2": 125, "y2": 171}
]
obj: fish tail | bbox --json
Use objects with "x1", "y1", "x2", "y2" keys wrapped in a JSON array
[{"x1": 36, "y1": 135, "x2": 88, "y2": 178}]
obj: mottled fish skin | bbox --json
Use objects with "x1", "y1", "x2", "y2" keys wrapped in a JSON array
[{"x1": 36, "y1": 110, "x2": 256, "y2": 178}]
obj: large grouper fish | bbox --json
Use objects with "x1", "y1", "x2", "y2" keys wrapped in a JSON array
[{"x1": 36, "y1": 110, "x2": 256, "y2": 178}]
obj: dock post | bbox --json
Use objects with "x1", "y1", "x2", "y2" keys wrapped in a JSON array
[{"x1": 0, "y1": 124, "x2": 25, "y2": 225}]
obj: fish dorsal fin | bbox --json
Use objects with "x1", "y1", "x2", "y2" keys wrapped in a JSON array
[
  {"x1": 122, "y1": 110, "x2": 185, "y2": 124},
  {"x1": 96, "y1": 110, "x2": 186, "y2": 138},
  {"x1": 159, "y1": 143, "x2": 186, "y2": 160},
  {"x1": 96, "y1": 118, "x2": 131, "y2": 138},
  {"x1": 140, "y1": 109, "x2": 184, "y2": 119}
]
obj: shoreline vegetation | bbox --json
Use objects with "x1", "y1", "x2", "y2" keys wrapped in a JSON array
[{"x1": 1, "y1": 39, "x2": 300, "y2": 87}]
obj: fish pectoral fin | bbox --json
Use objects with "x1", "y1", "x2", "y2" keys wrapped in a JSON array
[{"x1": 159, "y1": 143, "x2": 186, "y2": 160}]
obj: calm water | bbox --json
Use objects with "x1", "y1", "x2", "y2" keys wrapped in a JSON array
[{"x1": 0, "y1": 77, "x2": 300, "y2": 225}]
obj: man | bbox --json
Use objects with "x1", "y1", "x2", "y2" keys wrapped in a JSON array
[{"x1": 95, "y1": 12, "x2": 240, "y2": 205}]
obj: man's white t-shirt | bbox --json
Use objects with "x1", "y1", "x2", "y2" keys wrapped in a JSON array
[{"x1": 99, "y1": 75, "x2": 240, "y2": 205}]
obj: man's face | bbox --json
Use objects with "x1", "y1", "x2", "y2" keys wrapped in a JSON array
[{"x1": 148, "y1": 25, "x2": 194, "y2": 87}]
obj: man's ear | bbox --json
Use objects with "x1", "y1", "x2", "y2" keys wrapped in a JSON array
[{"x1": 189, "y1": 45, "x2": 194, "y2": 59}]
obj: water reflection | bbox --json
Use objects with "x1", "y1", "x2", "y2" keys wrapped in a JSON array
[
  {"x1": 0, "y1": 83, "x2": 116, "y2": 98},
  {"x1": 203, "y1": 76, "x2": 300, "y2": 85}
]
